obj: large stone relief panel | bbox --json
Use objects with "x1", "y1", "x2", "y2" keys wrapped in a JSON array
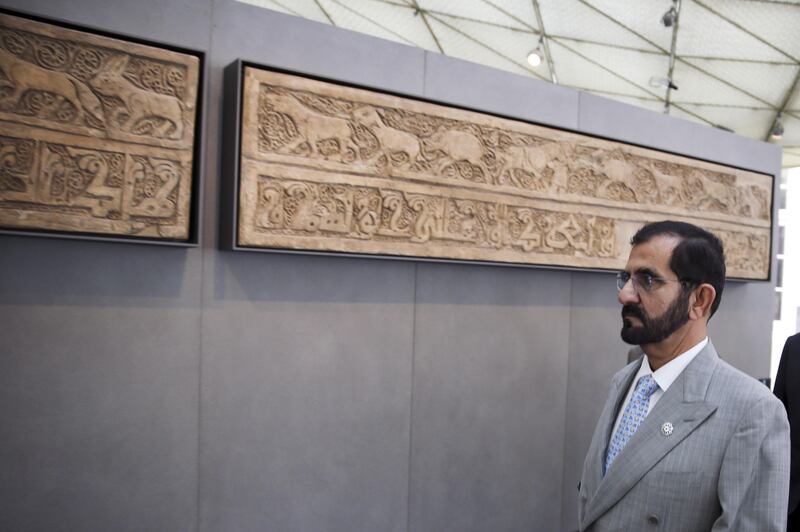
[
  {"x1": 0, "y1": 12, "x2": 201, "y2": 242},
  {"x1": 233, "y1": 64, "x2": 772, "y2": 280}
]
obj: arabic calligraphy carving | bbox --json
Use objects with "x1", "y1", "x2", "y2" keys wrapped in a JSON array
[
  {"x1": 237, "y1": 67, "x2": 772, "y2": 279},
  {"x1": 251, "y1": 176, "x2": 617, "y2": 259}
]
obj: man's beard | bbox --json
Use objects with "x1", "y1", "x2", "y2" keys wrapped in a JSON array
[{"x1": 620, "y1": 291, "x2": 690, "y2": 345}]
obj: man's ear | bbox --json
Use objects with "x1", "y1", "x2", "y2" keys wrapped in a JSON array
[{"x1": 689, "y1": 283, "x2": 716, "y2": 320}]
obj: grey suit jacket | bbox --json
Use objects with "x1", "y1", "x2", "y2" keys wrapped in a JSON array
[{"x1": 578, "y1": 341, "x2": 790, "y2": 531}]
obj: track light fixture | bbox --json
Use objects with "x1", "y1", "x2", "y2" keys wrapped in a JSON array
[
  {"x1": 527, "y1": 36, "x2": 544, "y2": 68},
  {"x1": 771, "y1": 114, "x2": 784, "y2": 140},
  {"x1": 649, "y1": 76, "x2": 678, "y2": 91},
  {"x1": 662, "y1": 5, "x2": 678, "y2": 27}
]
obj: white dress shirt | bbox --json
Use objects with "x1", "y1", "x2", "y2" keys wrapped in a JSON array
[{"x1": 610, "y1": 337, "x2": 709, "y2": 438}]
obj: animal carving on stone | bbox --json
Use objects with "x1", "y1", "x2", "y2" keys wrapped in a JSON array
[
  {"x1": 0, "y1": 47, "x2": 103, "y2": 124},
  {"x1": 693, "y1": 170, "x2": 739, "y2": 215},
  {"x1": 593, "y1": 151, "x2": 659, "y2": 204},
  {"x1": 496, "y1": 141, "x2": 571, "y2": 192},
  {"x1": 265, "y1": 90, "x2": 357, "y2": 160},
  {"x1": 352, "y1": 106, "x2": 421, "y2": 169},
  {"x1": 738, "y1": 185, "x2": 768, "y2": 220},
  {"x1": 89, "y1": 54, "x2": 185, "y2": 140},
  {"x1": 424, "y1": 127, "x2": 485, "y2": 179}
]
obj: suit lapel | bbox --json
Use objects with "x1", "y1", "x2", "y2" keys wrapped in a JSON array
[
  {"x1": 581, "y1": 343, "x2": 720, "y2": 530},
  {"x1": 581, "y1": 357, "x2": 641, "y2": 512}
]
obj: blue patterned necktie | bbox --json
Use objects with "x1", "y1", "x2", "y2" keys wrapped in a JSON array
[{"x1": 604, "y1": 374, "x2": 660, "y2": 474}]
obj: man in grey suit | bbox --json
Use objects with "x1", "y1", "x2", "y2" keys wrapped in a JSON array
[{"x1": 578, "y1": 220, "x2": 790, "y2": 531}]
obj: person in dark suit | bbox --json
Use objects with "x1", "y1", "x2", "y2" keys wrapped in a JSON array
[{"x1": 775, "y1": 332, "x2": 800, "y2": 531}]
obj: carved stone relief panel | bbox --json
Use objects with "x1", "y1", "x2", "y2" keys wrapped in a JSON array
[
  {"x1": 0, "y1": 12, "x2": 200, "y2": 241},
  {"x1": 235, "y1": 65, "x2": 772, "y2": 280}
]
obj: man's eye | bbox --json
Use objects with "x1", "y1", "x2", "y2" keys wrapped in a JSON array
[{"x1": 642, "y1": 274, "x2": 655, "y2": 287}]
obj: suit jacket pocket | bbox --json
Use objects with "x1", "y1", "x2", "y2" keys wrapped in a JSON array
[{"x1": 644, "y1": 470, "x2": 711, "y2": 532}]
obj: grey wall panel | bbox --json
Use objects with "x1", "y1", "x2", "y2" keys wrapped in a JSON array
[
  {"x1": 577, "y1": 92, "x2": 781, "y2": 175},
  {"x1": 0, "y1": 239, "x2": 201, "y2": 532},
  {"x1": 198, "y1": 4, "x2": 423, "y2": 530},
  {"x1": 560, "y1": 271, "x2": 629, "y2": 532},
  {"x1": 423, "y1": 52, "x2": 580, "y2": 130},
  {"x1": 409, "y1": 264, "x2": 571, "y2": 532},
  {"x1": 710, "y1": 280, "x2": 776, "y2": 379},
  {"x1": 199, "y1": 253, "x2": 415, "y2": 532}
]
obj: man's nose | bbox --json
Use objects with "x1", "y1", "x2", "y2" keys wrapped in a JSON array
[{"x1": 617, "y1": 279, "x2": 640, "y2": 306}]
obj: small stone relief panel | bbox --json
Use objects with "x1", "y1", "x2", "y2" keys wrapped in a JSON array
[
  {"x1": 236, "y1": 66, "x2": 772, "y2": 280},
  {"x1": 0, "y1": 12, "x2": 200, "y2": 241}
]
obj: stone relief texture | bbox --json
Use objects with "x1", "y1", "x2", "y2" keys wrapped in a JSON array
[
  {"x1": 0, "y1": 13, "x2": 199, "y2": 240},
  {"x1": 237, "y1": 66, "x2": 772, "y2": 280}
]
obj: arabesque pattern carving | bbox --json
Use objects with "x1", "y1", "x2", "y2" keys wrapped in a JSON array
[
  {"x1": 0, "y1": 13, "x2": 199, "y2": 240},
  {"x1": 238, "y1": 67, "x2": 772, "y2": 279}
]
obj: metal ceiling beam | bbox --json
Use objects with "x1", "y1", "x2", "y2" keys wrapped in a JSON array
[
  {"x1": 693, "y1": 0, "x2": 798, "y2": 62},
  {"x1": 263, "y1": 0, "x2": 304, "y2": 19},
  {"x1": 313, "y1": 0, "x2": 336, "y2": 25},
  {"x1": 764, "y1": 69, "x2": 800, "y2": 142},
  {"x1": 681, "y1": 55, "x2": 796, "y2": 65},
  {"x1": 434, "y1": 0, "x2": 800, "y2": 124},
  {"x1": 530, "y1": 0, "x2": 557, "y2": 83},
  {"x1": 576, "y1": 0, "x2": 800, "y2": 125},
  {"x1": 329, "y1": 0, "x2": 421, "y2": 47},
  {"x1": 479, "y1": 0, "x2": 539, "y2": 33},
  {"x1": 552, "y1": 38, "x2": 715, "y2": 126},
  {"x1": 688, "y1": 0, "x2": 800, "y2": 142},
  {"x1": 425, "y1": 11, "x2": 549, "y2": 80},
  {"x1": 570, "y1": 87, "x2": 661, "y2": 102},
  {"x1": 545, "y1": 35, "x2": 796, "y2": 66},
  {"x1": 576, "y1": 0, "x2": 661, "y2": 52},
  {"x1": 480, "y1": 0, "x2": 557, "y2": 82},
  {"x1": 548, "y1": 36, "x2": 665, "y2": 55},
  {"x1": 562, "y1": 87, "x2": 776, "y2": 110},
  {"x1": 409, "y1": 0, "x2": 444, "y2": 53},
  {"x1": 664, "y1": 0, "x2": 682, "y2": 113},
  {"x1": 674, "y1": 102, "x2": 773, "y2": 110},
  {"x1": 379, "y1": 0, "x2": 535, "y2": 33},
  {"x1": 376, "y1": 0, "x2": 796, "y2": 66}
]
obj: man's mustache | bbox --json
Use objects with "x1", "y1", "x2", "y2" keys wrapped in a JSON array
[{"x1": 621, "y1": 304, "x2": 645, "y2": 322}]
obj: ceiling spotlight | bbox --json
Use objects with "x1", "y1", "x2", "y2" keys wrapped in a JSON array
[
  {"x1": 662, "y1": 6, "x2": 678, "y2": 27},
  {"x1": 771, "y1": 114, "x2": 784, "y2": 140},
  {"x1": 527, "y1": 36, "x2": 544, "y2": 68},
  {"x1": 527, "y1": 49, "x2": 542, "y2": 67}
]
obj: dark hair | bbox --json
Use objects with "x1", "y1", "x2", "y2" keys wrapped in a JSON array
[{"x1": 631, "y1": 220, "x2": 726, "y2": 317}]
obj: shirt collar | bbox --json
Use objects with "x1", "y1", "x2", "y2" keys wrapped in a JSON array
[{"x1": 633, "y1": 337, "x2": 709, "y2": 393}]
